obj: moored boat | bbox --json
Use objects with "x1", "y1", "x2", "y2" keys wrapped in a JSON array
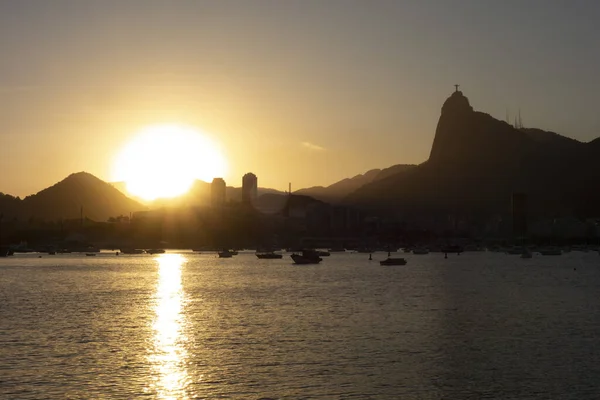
[
  {"x1": 147, "y1": 249, "x2": 166, "y2": 255},
  {"x1": 539, "y1": 248, "x2": 562, "y2": 256},
  {"x1": 521, "y1": 249, "x2": 532, "y2": 258},
  {"x1": 380, "y1": 257, "x2": 407, "y2": 266},
  {"x1": 412, "y1": 248, "x2": 429, "y2": 255},
  {"x1": 291, "y1": 250, "x2": 322, "y2": 264},
  {"x1": 441, "y1": 245, "x2": 464, "y2": 254},
  {"x1": 256, "y1": 252, "x2": 283, "y2": 259},
  {"x1": 218, "y1": 250, "x2": 234, "y2": 258},
  {"x1": 120, "y1": 248, "x2": 146, "y2": 254}
]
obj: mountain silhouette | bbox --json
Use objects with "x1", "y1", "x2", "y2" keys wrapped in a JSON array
[
  {"x1": 295, "y1": 165, "x2": 415, "y2": 203},
  {"x1": 346, "y1": 90, "x2": 600, "y2": 220},
  {"x1": 4, "y1": 172, "x2": 145, "y2": 221}
]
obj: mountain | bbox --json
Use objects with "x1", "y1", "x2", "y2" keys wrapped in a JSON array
[
  {"x1": 295, "y1": 165, "x2": 415, "y2": 203},
  {"x1": 4, "y1": 172, "x2": 145, "y2": 221},
  {"x1": 345, "y1": 90, "x2": 600, "y2": 220}
]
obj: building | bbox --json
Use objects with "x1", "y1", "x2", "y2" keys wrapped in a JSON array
[
  {"x1": 512, "y1": 192, "x2": 527, "y2": 237},
  {"x1": 211, "y1": 178, "x2": 226, "y2": 207},
  {"x1": 242, "y1": 173, "x2": 258, "y2": 203}
]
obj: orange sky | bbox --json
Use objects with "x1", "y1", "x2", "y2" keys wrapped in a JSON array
[{"x1": 2, "y1": 1, "x2": 599, "y2": 197}]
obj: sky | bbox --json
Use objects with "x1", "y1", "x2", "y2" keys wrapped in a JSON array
[{"x1": 1, "y1": 0, "x2": 600, "y2": 197}]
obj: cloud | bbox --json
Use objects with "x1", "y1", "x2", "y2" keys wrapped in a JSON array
[{"x1": 302, "y1": 141, "x2": 325, "y2": 151}]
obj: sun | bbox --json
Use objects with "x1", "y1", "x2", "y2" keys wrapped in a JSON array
[{"x1": 112, "y1": 124, "x2": 227, "y2": 201}]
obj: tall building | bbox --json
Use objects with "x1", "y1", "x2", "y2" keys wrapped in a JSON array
[
  {"x1": 242, "y1": 173, "x2": 258, "y2": 203},
  {"x1": 211, "y1": 178, "x2": 226, "y2": 207},
  {"x1": 512, "y1": 192, "x2": 527, "y2": 237}
]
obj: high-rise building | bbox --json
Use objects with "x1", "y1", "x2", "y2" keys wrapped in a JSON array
[
  {"x1": 211, "y1": 178, "x2": 226, "y2": 207},
  {"x1": 512, "y1": 192, "x2": 527, "y2": 237},
  {"x1": 242, "y1": 173, "x2": 258, "y2": 203}
]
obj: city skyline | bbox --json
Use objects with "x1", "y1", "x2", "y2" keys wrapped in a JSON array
[{"x1": 2, "y1": 1, "x2": 600, "y2": 198}]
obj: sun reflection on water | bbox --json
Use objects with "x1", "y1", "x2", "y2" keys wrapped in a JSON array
[{"x1": 149, "y1": 254, "x2": 190, "y2": 399}]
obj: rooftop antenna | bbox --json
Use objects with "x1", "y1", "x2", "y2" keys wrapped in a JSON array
[
  {"x1": 288, "y1": 182, "x2": 292, "y2": 195},
  {"x1": 506, "y1": 108, "x2": 510, "y2": 124}
]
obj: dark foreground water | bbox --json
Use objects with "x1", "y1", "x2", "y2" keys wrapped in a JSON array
[{"x1": 1, "y1": 251, "x2": 599, "y2": 399}]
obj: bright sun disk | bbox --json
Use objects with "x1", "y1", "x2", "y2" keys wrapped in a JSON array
[{"x1": 112, "y1": 124, "x2": 227, "y2": 201}]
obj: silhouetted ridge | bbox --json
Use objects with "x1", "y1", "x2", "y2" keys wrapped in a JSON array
[
  {"x1": 295, "y1": 165, "x2": 415, "y2": 203},
  {"x1": 346, "y1": 89, "x2": 600, "y2": 220},
  {"x1": 1, "y1": 172, "x2": 146, "y2": 221}
]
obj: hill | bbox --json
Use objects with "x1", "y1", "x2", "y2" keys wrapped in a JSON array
[
  {"x1": 345, "y1": 89, "x2": 600, "y2": 220},
  {"x1": 295, "y1": 165, "x2": 415, "y2": 203},
  {"x1": 4, "y1": 172, "x2": 145, "y2": 221}
]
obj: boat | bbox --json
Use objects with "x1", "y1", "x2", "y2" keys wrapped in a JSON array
[
  {"x1": 256, "y1": 252, "x2": 283, "y2": 259},
  {"x1": 317, "y1": 250, "x2": 330, "y2": 257},
  {"x1": 356, "y1": 247, "x2": 374, "y2": 253},
  {"x1": 380, "y1": 257, "x2": 407, "y2": 266},
  {"x1": 521, "y1": 249, "x2": 532, "y2": 259},
  {"x1": 441, "y1": 245, "x2": 464, "y2": 254},
  {"x1": 218, "y1": 250, "x2": 234, "y2": 258},
  {"x1": 147, "y1": 249, "x2": 166, "y2": 255},
  {"x1": 507, "y1": 247, "x2": 526, "y2": 255},
  {"x1": 539, "y1": 248, "x2": 562, "y2": 256},
  {"x1": 412, "y1": 248, "x2": 429, "y2": 255},
  {"x1": 85, "y1": 253, "x2": 96, "y2": 257},
  {"x1": 230, "y1": 250, "x2": 239, "y2": 255},
  {"x1": 291, "y1": 250, "x2": 322, "y2": 265},
  {"x1": 120, "y1": 248, "x2": 146, "y2": 254}
]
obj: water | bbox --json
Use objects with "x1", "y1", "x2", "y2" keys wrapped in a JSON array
[{"x1": 1, "y1": 251, "x2": 599, "y2": 399}]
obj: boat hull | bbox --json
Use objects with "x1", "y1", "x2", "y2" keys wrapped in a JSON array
[
  {"x1": 290, "y1": 254, "x2": 322, "y2": 264},
  {"x1": 380, "y1": 257, "x2": 407, "y2": 266},
  {"x1": 256, "y1": 253, "x2": 283, "y2": 259}
]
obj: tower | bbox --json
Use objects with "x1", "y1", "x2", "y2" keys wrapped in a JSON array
[{"x1": 242, "y1": 173, "x2": 258, "y2": 203}]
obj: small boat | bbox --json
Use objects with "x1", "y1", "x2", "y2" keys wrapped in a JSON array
[
  {"x1": 521, "y1": 249, "x2": 532, "y2": 259},
  {"x1": 412, "y1": 248, "x2": 429, "y2": 255},
  {"x1": 256, "y1": 252, "x2": 283, "y2": 259},
  {"x1": 147, "y1": 249, "x2": 166, "y2": 255},
  {"x1": 120, "y1": 248, "x2": 146, "y2": 254},
  {"x1": 441, "y1": 245, "x2": 464, "y2": 254},
  {"x1": 539, "y1": 248, "x2": 562, "y2": 256},
  {"x1": 380, "y1": 257, "x2": 407, "y2": 266},
  {"x1": 218, "y1": 250, "x2": 234, "y2": 258},
  {"x1": 507, "y1": 247, "x2": 526, "y2": 255},
  {"x1": 317, "y1": 250, "x2": 330, "y2": 257},
  {"x1": 356, "y1": 247, "x2": 374, "y2": 253},
  {"x1": 48, "y1": 251, "x2": 56, "y2": 255},
  {"x1": 291, "y1": 250, "x2": 322, "y2": 264},
  {"x1": 85, "y1": 253, "x2": 96, "y2": 257}
]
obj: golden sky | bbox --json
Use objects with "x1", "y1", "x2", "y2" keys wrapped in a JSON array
[{"x1": 1, "y1": 1, "x2": 599, "y2": 197}]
